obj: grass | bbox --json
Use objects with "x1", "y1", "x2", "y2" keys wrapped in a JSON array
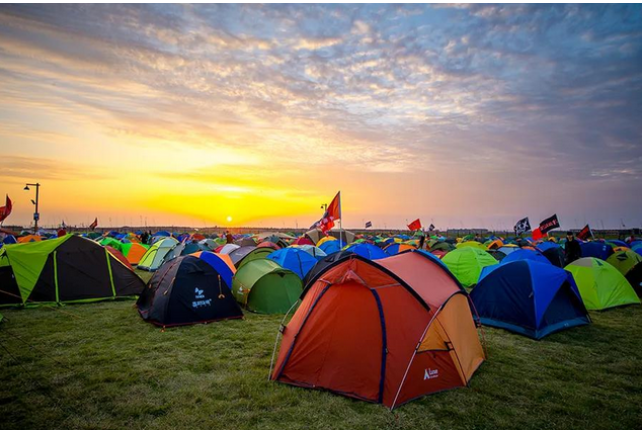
[{"x1": 0, "y1": 270, "x2": 641, "y2": 430}]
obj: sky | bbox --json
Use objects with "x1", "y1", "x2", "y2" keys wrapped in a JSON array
[{"x1": 0, "y1": 4, "x2": 641, "y2": 230}]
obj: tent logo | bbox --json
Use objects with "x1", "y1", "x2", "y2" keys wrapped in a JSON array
[
  {"x1": 195, "y1": 288, "x2": 205, "y2": 299},
  {"x1": 424, "y1": 368, "x2": 439, "y2": 380}
]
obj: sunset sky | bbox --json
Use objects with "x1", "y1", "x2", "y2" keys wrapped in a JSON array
[{"x1": 1, "y1": 4, "x2": 641, "y2": 230}]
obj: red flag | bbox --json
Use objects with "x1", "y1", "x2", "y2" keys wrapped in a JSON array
[
  {"x1": 0, "y1": 195, "x2": 12, "y2": 222},
  {"x1": 532, "y1": 227, "x2": 543, "y2": 241},
  {"x1": 407, "y1": 218, "x2": 422, "y2": 231},
  {"x1": 89, "y1": 217, "x2": 98, "y2": 230},
  {"x1": 313, "y1": 192, "x2": 341, "y2": 233}
]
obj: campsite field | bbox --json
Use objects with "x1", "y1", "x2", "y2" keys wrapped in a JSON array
[{"x1": 1, "y1": 271, "x2": 641, "y2": 430}]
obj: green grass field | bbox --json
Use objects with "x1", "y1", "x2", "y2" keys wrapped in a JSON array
[{"x1": 1, "y1": 271, "x2": 641, "y2": 429}]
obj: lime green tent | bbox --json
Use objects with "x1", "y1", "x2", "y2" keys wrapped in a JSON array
[
  {"x1": 565, "y1": 257, "x2": 640, "y2": 310},
  {"x1": 606, "y1": 251, "x2": 642, "y2": 276},
  {"x1": 456, "y1": 241, "x2": 487, "y2": 251},
  {"x1": 442, "y1": 247, "x2": 498, "y2": 287},
  {"x1": 232, "y1": 259, "x2": 302, "y2": 314},
  {"x1": 0, "y1": 235, "x2": 144, "y2": 306},
  {"x1": 137, "y1": 238, "x2": 178, "y2": 271}
]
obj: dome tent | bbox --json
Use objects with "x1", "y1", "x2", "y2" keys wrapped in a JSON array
[
  {"x1": 442, "y1": 247, "x2": 498, "y2": 288},
  {"x1": 471, "y1": 260, "x2": 590, "y2": 339},
  {"x1": 267, "y1": 248, "x2": 318, "y2": 279},
  {"x1": 138, "y1": 238, "x2": 179, "y2": 271},
  {"x1": 137, "y1": 253, "x2": 242, "y2": 327},
  {"x1": 232, "y1": 259, "x2": 302, "y2": 314},
  {"x1": 565, "y1": 258, "x2": 640, "y2": 310},
  {"x1": 0, "y1": 235, "x2": 144, "y2": 306},
  {"x1": 271, "y1": 251, "x2": 485, "y2": 409}
]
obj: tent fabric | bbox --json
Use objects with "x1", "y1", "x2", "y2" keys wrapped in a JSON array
[
  {"x1": 302, "y1": 250, "x2": 355, "y2": 286},
  {"x1": 345, "y1": 243, "x2": 388, "y2": 260},
  {"x1": 384, "y1": 243, "x2": 416, "y2": 256},
  {"x1": 105, "y1": 246, "x2": 133, "y2": 270},
  {"x1": 232, "y1": 259, "x2": 302, "y2": 314},
  {"x1": 138, "y1": 238, "x2": 179, "y2": 271},
  {"x1": 565, "y1": 257, "x2": 640, "y2": 310},
  {"x1": 0, "y1": 235, "x2": 144, "y2": 306},
  {"x1": 305, "y1": 229, "x2": 325, "y2": 245},
  {"x1": 442, "y1": 248, "x2": 498, "y2": 287},
  {"x1": 456, "y1": 241, "x2": 487, "y2": 250},
  {"x1": 318, "y1": 240, "x2": 344, "y2": 255},
  {"x1": 137, "y1": 255, "x2": 242, "y2": 327},
  {"x1": 292, "y1": 245, "x2": 327, "y2": 259},
  {"x1": 625, "y1": 263, "x2": 642, "y2": 297},
  {"x1": 316, "y1": 236, "x2": 336, "y2": 247},
  {"x1": 471, "y1": 260, "x2": 590, "y2": 339},
  {"x1": 235, "y1": 247, "x2": 275, "y2": 269},
  {"x1": 267, "y1": 248, "x2": 318, "y2": 279},
  {"x1": 219, "y1": 243, "x2": 241, "y2": 255},
  {"x1": 500, "y1": 249, "x2": 551, "y2": 266},
  {"x1": 272, "y1": 251, "x2": 484, "y2": 409},
  {"x1": 606, "y1": 251, "x2": 642, "y2": 276},
  {"x1": 579, "y1": 242, "x2": 614, "y2": 261}
]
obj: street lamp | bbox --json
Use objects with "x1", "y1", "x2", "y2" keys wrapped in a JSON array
[
  {"x1": 24, "y1": 183, "x2": 40, "y2": 232},
  {"x1": 320, "y1": 203, "x2": 327, "y2": 212}
]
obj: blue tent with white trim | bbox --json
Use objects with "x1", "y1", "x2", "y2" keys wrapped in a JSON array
[
  {"x1": 471, "y1": 260, "x2": 590, "y2": 339},
  {"x1": 318, "y1": 240, "x2": 344, "y2": 255},
  {"x1": 344, "y1": 243, "x2": 388, "y2": 260},
  {"x1": 580, "y1": 242, "x2": 614, "y2": 261},
  {"x1": 500, "y1": 248, "x2": 551, "y2": 265}
]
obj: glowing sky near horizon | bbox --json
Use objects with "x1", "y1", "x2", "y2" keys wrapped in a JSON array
[{"x1": 0, "y1": 4, "x2": 641, "y2": 230}]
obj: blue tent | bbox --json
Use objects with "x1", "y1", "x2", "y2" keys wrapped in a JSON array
[
  {"x1": 471, "y1": 260, "x2": 590, "y2": 339},
  {"x1": 608, "y1": 239, "x2": 629, "y2": 248},
  {"x1": 154, "y1": 230, "x2": 171, "y2": 237},
  {"x1": 536, "y1": 242, "x2": 559, "y2": 253},
  {"x1": 580, "y1": 242, "x2": 614, "y2": 261},
  {"x1": 384, "y1": 243, "x2": 414, "y2": 256},
  {"x1": 267, "y1": 248, "x2": 317, "y2": 279},
  {"x1": 318, "y1": 240, "x2": 345, "y2": 255},
  {"x1": 500, "y1": 249, "x2": 551, "y2": 265},
  {"x1": 344, "y1": 243, "x2": 388, "y2": 260}
]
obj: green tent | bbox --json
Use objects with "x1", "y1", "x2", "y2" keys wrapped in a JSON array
[
  {"x1": 0, "y1": 235, "x2": 144, "y2": 306},
  {"x1": 456, "y1": 241, "x2": 487, "y2": 251},
  {"x1": 606, "y1": 251, "x2": 642, "y2": 276},
  {"x1": 137, "y1": 238, "x2": 178, "y2": 271},
  {"x1": 442, "y1": 247, "x2": 498, "y2": 287},
  {"x1": 565, "y1": 257, "x2": 640, "y2": 311},
  {"x1": 235, "y1": 247, "x2": 274, "y2": 269},
  {"x1": 232, "y1": 259, "x2": 302, "y2": 314}
]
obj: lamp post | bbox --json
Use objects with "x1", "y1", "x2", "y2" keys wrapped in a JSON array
[
  {"x1": 24, "y1": 183, "x2": 40, "y2": 232},
  {"x1": 320, "y1": 203, "x2": 327, "y2": 212}
]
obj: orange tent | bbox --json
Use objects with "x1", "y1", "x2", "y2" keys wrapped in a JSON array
[
  {"x1": 17, "y1": 235, "x2": 42, "y2": 243},
  {"x1": 271, "y1": 251, "x2": 485, "y2": 409}
]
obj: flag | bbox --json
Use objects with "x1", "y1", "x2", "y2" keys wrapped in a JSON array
[
  {"x1": 532, "y1": 227, "x2": 543, "y2": 241},
  {"x1": 577, "y1": 224, "x2": 593, "y2": 240},
  {"x1": 514, "y1": 217, "x2": 531, "y2": 235},
  {"x1": 311, "y1": 192, "x2": 341, "y2": 233},
  {"x1": 0, "y1": 195, "x2": 12, "y2": 222},
  {"x1": 538, "y1": 214, "x2": 560, "y2": 234},
  {"x1": 365, "y1": 221, "x2": 372, "y2": 229},
  {"x1": 89, "y1": 217, "x2": 98, "y2": 230},
  {"x1": 407, "y1": 218, "x2": 422, "y2": 231},
  {"x1": 428, "y1": 223, "x2": 435, "y2": 232}
]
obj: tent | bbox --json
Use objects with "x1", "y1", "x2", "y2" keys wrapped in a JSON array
[
  {"x1": 17, "y1": 235, "x2": 42, "y2": 243},
  {"x1": 227, "y1": 246, "x2": 256, "y2": 266},
  {"x1": 456, "y1": 241, "x2": 487, "y2": 251},
  {"x1": 292, "y1": 237, "x2": 314, "y2": 246},
  {"x1": 302, "y1": 250, "x2": 354, "y2": 286},
  {"x1": 137, "y1": 254, "x2": 242, "y2": 327},
  {"x1": 471, "y1": 260, "x2": 590, "y2": 339},
  {"x1": 565, "y1": 258, "x2": 640, "y2": 310},
  {"x1": 235, "y1": 237, "x2": 257, "y2": 247},
  {"x1": 328, "y1": 229, "x2": 356, "y2": 245},
  {"x1": 318, "y1": 240, "x2": 344, "y2": 255},
  {"x1": 137, "y1": 238, "x2": 179, "y2": 271},
  {"x1": 344, "y1": 243, "x2": 388, "y2": 260},
  {"x1": 486, "y1": 239, "x2": 504, "y2": 250},
  {"x1": 430, "y1": 242, "x2": 455, "y2": 252},
  {"x1": 232, "y1": 259, "x2": 302, "y2": 314},
  {"x1": 316, "y1": 236, "x2": 336, "y2": 247},
  {"x1": 271, "y1": 251, "x2": 485, "y2": 409},
  {"x1": 267, "y1": 248, "x2": 318, "y2": 279},
  {"x1": 442, "y1": 248, "x2": 498, "y2": 287},
  {"x1": 606, "y1": 251, "x2": 642, "y2": 276},
  {"x1": 219, "y1": 243, "x2": 240, "y2": 255},
  {"x1": 625, "y1": 263, "x2": 642, "y2": 297},
  {"x1": 235, "y1": 247, "x2": 275, "y2": 269},
  {"x1": 500, "y1": 249, "x2": 551, "y2": 266},
  {"x1": 384, "y1": 243, "x2": 416, "y2": 256},
  {"x1": 304, "y1": 228, "x2": 325, "y2": 245},
  {"x1": 0, "y1": 235, "x2": 144, "y2": 306},
  {"x1": 580, "y1": 242, "x2": 614, "y2": 261},
  {"x1": 292, "y1": 245, "x2": 327, "y2": 259},
  {"x1": 105, "y1": 246, "x2": 133, "y2": 270}
]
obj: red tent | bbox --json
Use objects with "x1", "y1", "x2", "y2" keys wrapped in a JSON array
[
  {"x1": 271, "y1": 251, "x2": 485, "y2": 409},
  {"x1": 292, "y1": 237, "x2": 314, "y2": 246}
]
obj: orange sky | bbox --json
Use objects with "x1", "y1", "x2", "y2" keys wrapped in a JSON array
[{"x1": 1, "y1": 5, "x2": 641, "y2": 230}]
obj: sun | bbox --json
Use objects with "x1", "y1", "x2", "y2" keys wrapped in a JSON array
[{"x1": 226, "y1": 215, "x2": 233, "y2": 223}]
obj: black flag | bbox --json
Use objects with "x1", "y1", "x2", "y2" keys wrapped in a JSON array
[
  {"x1": 514, "y1": 217, "x2": 531, "y2": 235},
  {"x1": 539, "y1": 214, "x2": 560, "y2": 234},
  {"x1": 577, "y1": 224, "x2": 593, "y2": 240}
]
